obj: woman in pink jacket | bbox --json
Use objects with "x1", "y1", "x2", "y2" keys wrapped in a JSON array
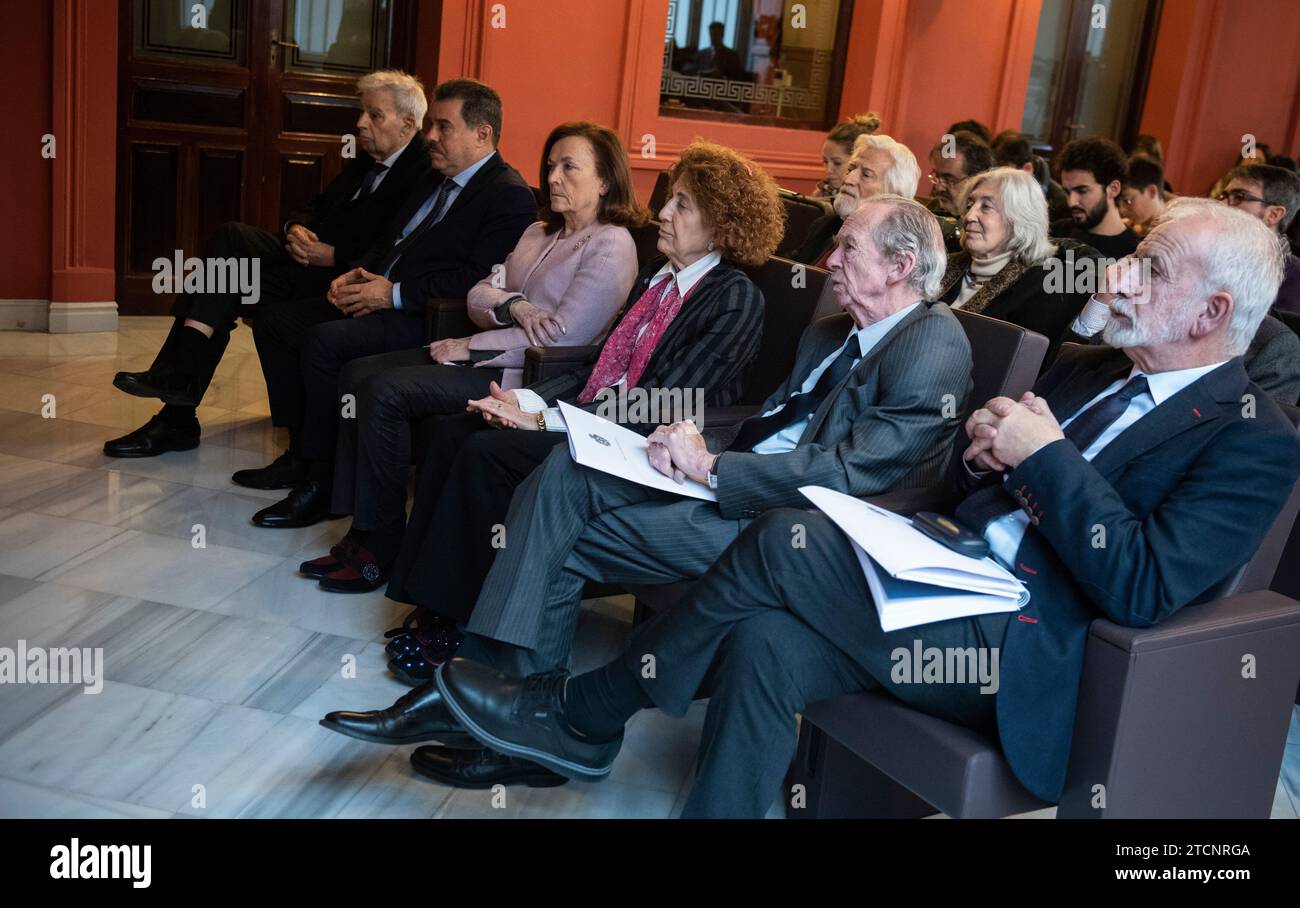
[{"x1": 305, "y1": 122, "x2": 645, "y2": 590}]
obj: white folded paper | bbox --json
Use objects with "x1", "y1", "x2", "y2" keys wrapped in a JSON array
[
  {"x1": 799, "y1": 485, "x2": 1028, "y2": 631},
  {"x1": 559, "y1": 401, "x2": 717, "y2": 502}
]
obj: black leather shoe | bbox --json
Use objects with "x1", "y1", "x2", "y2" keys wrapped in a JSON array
[
  {"x1": 231, "y1": 449, "x2": 302, "y2": 490},
  {"x1": 410, "y1": 745, "x2": 567, "y2": 789},
  {"x1": 436, "y1": 659, "x2": 622, "y2": 781},
  {"x1": 319, "y1": 680, "x2": 477, "y2": 747},
  {"x1": 252, "y1": 480, "x2": 330, "y2": 528},
  {"x1": 103, "y1": 413, "x2": 200, "y2": 458},
  {"x1": 113, "y1": 369, "x2": 203, "y2": 407}
]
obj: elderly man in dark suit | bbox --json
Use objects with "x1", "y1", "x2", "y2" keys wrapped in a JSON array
[
  {"x1": 105, "y1": 70, "x2": 433, "y2": 458},
  {"x1": 320, "y1": 195, "x2": 978, "y2": 788},
  {"x1": 433, "y1": 198, "x2": 1300, "y2": 817},
  {"x1": 240, "y1": 79, "x2": 537, "y2": 526}
]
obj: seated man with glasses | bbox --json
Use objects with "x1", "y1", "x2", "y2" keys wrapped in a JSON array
[
  {"x1": 924, "y1": 130, "x2": 994, "y2": 253},
  {"x1": 1217, "y1": 163, "x2": 1300, "y2": 317}
]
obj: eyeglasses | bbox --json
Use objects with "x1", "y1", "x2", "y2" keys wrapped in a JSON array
[
  {"x1": 928, "y1": 171, "x2": 959, "y2": 188},
  {"x1": 1217, "y1": 188, "x2": 1266, "y2": 206}
]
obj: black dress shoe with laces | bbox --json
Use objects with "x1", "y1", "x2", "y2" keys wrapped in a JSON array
[
  {"x1": 103, "y1": 413, "x2": 200, "y2": 458},
  {"x1": 232, "y1": 449, "x2": 303, "y2": 490},
  {"x1": 319, "y1": 680, "x2": 476, "y2": 747},
  {"x1": 251, "y1": 479, "x2": 330, "y2": 528},
  {"x1": 113, "y1": 369, "x2": 204, "y2": 407},
  {"x1": 436, "y1": 659, "x2": 622, "y2": 781},
  {"x1": 410, "y1": 745, "x2": 568, "y2": 789}
]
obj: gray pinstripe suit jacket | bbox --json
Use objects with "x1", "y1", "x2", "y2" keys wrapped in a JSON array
[{"x1": 707, "y1": 301, "x2": 974, "y2": 520}]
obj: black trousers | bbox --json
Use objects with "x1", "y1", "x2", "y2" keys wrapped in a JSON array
[
  {"x1": 155, "y1": 221, "x2": 334, "y2": 391},
  {"x1": 623, "y1": 508, "x2": 1010, "y2": 819},
  {"x1": 330, "y1": 347, "x2": 502, "y2": 531},
  {"x1": 250, "y1": 292, "x2": 346, "y2": 432},
  {"x1": 295, "y1": 310, "x2": 429, "y2": 461},
  {"x1": 386, "y1": 416, "x2": 565, "y2": 621}
]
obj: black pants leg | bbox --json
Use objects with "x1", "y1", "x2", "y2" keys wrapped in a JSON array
[
  {"x1": 386, "y1": 423, "x2": 566, "y2": 620},
  {"x1": 298, "y1": 310, "x2": 427, "y2": 463},
  {"x1": 250, "y1": 294, "x2": 346, "y2": 430},
  {"x1": 332, "y1": 351, "x2": 501, "y2": 527},
  {"x1": 623, "y1": 508, "x2": 1009, "y2": 818}
]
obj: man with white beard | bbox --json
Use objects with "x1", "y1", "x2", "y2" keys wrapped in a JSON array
[{"x1": 427, "y1": 197, "x2": 1300, "y2": 817}]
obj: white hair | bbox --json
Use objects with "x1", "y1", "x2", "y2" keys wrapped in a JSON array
[
  {"x1": 850, "y1": 193, "x2": 947, "y2": 299},
  {"x1": 356, "y1": 70, "x2": 428, "y2": 126},
  {"x1": 854, "y1": 134, "x2": 921, "y2": 199},
  {"x1": 1151, "y1": 197, "x2": 1285, "y2": 355},
  {"x1": 958, "y1": 166, "x2": 1053, "y2": 266}
]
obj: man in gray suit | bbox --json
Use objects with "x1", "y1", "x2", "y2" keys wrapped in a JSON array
[{"x1": 320, "y1": 195, "x2": 975, "y2": 788}]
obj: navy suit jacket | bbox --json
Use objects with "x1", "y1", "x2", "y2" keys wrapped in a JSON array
[
  {"x1": 961, "y1": 344, "x2": 1300, "y2": 801},
  {"x1": 359, "y1": 150, "x2": 536, "y2": 314}
]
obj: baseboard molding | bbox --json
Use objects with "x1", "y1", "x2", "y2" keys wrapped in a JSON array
[
  {"x1": 47, "y1": 301, "x2": 119, "y2": 334},
  {"x1": 0, "y1": 299, "x2": 50, "y2": 331}
]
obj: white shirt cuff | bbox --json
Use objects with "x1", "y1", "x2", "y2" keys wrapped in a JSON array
[
  {"x1": 1070, "y1": 296, "x2": 1111, "y2": 337},
  {"x1": 542, "y1": 407, "x2": 566, "y2": 433},
  {"x1": 514, "y1": 388, "x2": 547, "y2": 413}
]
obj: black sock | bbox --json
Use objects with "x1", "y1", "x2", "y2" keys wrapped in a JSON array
[
  {"x1": 169, "y1": 325, "x2": 211, "y2": 376},
  {"x1": 362, "y1": 527, "x2": 402, "y2": 569},
  {"x1": 157, "y1": 403, "x2": 198, "y2": 427},
  {"x1": 307, "y1": 458, "x2": 333, "y2": 484},
  {"x1": 561, "y1": 659, "x2": 651, "y2": 740}
]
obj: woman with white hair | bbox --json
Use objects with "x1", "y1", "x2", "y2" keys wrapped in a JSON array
[{"x1": 935, "y1": 166, "x2": 1099, "y2": 357}]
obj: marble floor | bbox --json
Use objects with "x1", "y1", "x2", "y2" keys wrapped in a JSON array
[{"x1": 0, "y1": 317, "x2": 1296, "y2": 820}]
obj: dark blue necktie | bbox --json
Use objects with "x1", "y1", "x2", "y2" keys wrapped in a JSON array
[
  {"x1": 377, "y1": 179, "x2": 453, "y2": 276},
  {"x1": 727, "y1": 341, "x2": 859, "y2": 453},
  {"x1": 954, "y1": 375, "x2": 1151, "y2": 533},
  {"x1": 358, "y1": 160, "x2": 389, "y2": 197}
]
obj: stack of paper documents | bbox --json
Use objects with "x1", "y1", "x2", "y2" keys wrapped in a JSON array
[
  {"x1": 800, "y1": 485, "x2": 1028, "y2": 631},
  {"x1": 559, "y1": 401, "x2": 717, "y2": 502}
]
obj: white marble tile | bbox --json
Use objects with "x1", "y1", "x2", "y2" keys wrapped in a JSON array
[
  {"x1": 0, "y1": 510, "x2": 127, "y2": 579},
  {"x1": 39, "y1": 530, "x2": 281, "y2": 609},
  {"x1": 0, "y1": 409, "x2": 117, "y2": 469},
  {"x1": 9, "y1": 467, "x2": 190, "y2": 527},
  {"x1": 434, "y1": 776, "x2": 677, "y2": 820},
  {"x1": 290, "y1": 641, "x2": 413, "y2": 720},
  {"x1": 94, "y1": 440, "x2": 290, "y2": 497},
  {"x1": 209, "y1": 558, "x2": 409, "y2": 640},
  {"x1": 0, "y1": 454, "x2": 98, "y2": 508},
  {"x1": 117, "y1": 485, "x2": 342, "y2": 555},
  {"x1": 0, "y1": 777, "x2": 173, "y2": 819}
]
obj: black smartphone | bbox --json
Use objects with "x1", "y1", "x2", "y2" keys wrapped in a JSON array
[{"x1": 911, "y1": 511, "x2": 990, "y2": 559}]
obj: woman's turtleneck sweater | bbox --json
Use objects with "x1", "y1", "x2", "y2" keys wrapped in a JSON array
[{"x1": 953, "y1": 248, "x2": 1015, "y2": 308}]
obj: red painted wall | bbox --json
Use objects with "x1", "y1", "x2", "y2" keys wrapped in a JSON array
[
  {"x1": 1140, "y1": 0, "x2": 1300, "y2": 195},
  {"x1": 2, "y1": 2, "x2": 53, "y2": 300}
]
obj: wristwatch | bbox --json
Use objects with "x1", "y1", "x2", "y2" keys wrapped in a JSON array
[
  {"x1": 706, "y1": 455, "x2": 720, "y2": 489},
  {"x1": 536, "y1": 410, "x2": 547, "y2": 431},
  {"x1": 493, "y1": 295, "x2": 525, "y2": 325}
]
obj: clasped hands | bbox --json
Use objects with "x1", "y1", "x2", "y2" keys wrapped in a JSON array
[
  {"x1": 284, "y1": 224, "x2": 335, "y2": 268},
  {"x1": 963, "y1": 392, "x2": 1065, "y2": 473},
  {"x1": 466, "y1": 381, "x2": 538, "y2": 431},
  {"x1": 647, "y1": 420, "x2": 714, "y2": 485},
  {"x1": 327, "y1": 267, "x2": 394, "y2": 317}
]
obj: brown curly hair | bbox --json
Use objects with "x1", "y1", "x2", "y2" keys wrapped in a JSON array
[{"x1": 666, "y1": 141, "x2": 785, "y2": 266}]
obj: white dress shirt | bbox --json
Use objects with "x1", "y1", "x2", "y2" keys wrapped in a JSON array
[
  {"x1": 750, "y1": 302, "x2": 921, "y2": 454},
  {"x1": 514, "y1": 251, "x2": 723, "y2": 429},
  {"x1": 350, "y1": 137, "x2": 413, "y2": 200},
  {"x1": 391, "y1": 150, "x2": 496, "y2": 309},
  {"x1": 983, "y1": 359, "x2": 1231, "y2": 569}
]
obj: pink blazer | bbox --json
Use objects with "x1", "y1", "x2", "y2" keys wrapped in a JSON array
[{"x1": 466, "y1": 220, "x2": 639, "y2": 389}]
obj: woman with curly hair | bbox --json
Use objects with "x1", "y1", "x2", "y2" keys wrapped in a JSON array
[{"x1": 319, "y1": 141, "x2": 784, "y2": 686}]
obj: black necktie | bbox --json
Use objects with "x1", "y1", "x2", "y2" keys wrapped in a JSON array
[
  {"x1": 727, "y1": 340, "x2": 859, "y2": 453},
  {"x1": 954, "y1": 374, "x2": 1151, "y2": 534},
  {"x1": 377, "y1": 179, "x2": 454, "y2": 276},
  {"x1": 358, "y1": 160, "x2": 389, "y2": 197}
]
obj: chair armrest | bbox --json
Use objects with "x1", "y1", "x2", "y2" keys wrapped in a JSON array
[
  {"x1": 423, "y1": 297, "x2": 473, "y2": 343},
  {"x1": 1086, "y1": 589, "x2": 1300, "y2": 654},
  {"x1": 701, "y1": 404, "x2": 759, "y2": 431},
  {"x1": 522, "y1": 345, "x2": 600, "y2": 385}
]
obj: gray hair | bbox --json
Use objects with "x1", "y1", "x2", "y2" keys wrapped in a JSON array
[
  {"x1": 958, "y1": 166, "x2": 1053, "y2": 266},
  {"x1": 356, "y1": 70, "x2": 428, "y2": 127},
  {"x1": 855, "y1": 194, "x2": 947, "y2": 299},
  {"x1": 853, "y1": 134, "x2": 921, "y2": 199},
  {"x1": 1152, "y1": 197, "x2": 1285, "y2": 355}
]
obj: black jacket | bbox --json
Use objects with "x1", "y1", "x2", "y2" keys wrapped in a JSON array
[
  {"x1": 954, "y1": 345, "x2": 1300, "y2": 801},
  {"x1": 285, "y1": 131, "x2": 432, "y2": 270},
  {"x1": 526, "y1": 258, "x2": 766, "y2": 422},
  {"x1": 359, "y1": 150, "x2": 537, "y2": 314}
]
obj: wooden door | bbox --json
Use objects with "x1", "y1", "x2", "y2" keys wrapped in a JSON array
[{"x1": 116, "y1": 0, "x2": 420, "y2": 315}]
